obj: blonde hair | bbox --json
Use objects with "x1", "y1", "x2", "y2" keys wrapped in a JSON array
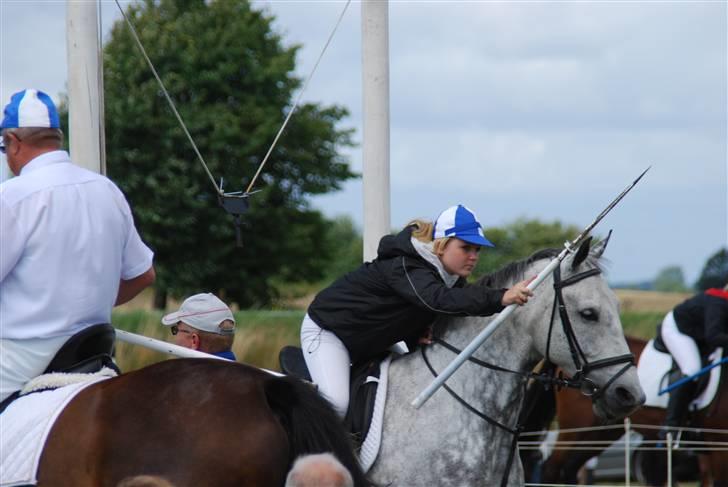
[{"x1": 407, "y1": 219, "x2": 451, "y2": 255}]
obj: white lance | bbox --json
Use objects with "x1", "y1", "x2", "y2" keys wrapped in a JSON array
[
  {"x1": 411, "y1": 167, "x2": 650, "y2": 409},
  {"x1": 114, "y1": 329, "x2": 283, "y2": 377}
]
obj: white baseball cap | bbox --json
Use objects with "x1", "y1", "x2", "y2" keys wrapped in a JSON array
[{"x1": 161, "y1": 293, "x2": 235, "y2": 335}]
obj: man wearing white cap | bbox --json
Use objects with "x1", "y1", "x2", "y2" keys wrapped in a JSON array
[
  {"x1": 0, "y1": 89, "x2": 155, "y2": 401},
  {"x1": 161, "y1": 293, "x2": 237, "y2": 360}
]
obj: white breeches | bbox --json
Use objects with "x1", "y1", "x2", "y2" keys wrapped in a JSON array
[
  {"x1": 660, "y1": 311, "x2": 702, "y2": 376},
  {"x1": 300, "y1": 314, "x2": 351, "y2": 419}
]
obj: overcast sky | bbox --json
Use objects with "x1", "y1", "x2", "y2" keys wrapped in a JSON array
[{"x1": 1, "y1": 0, "x2": 726, "y2": 286}]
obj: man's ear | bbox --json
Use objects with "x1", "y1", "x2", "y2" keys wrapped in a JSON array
[{"x1": 191, "y1": 333, "x2": 201, "y2": 350}]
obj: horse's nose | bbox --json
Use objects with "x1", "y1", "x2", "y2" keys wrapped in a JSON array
[{"x1": 615, "y1": 385, "x2": 646, "y2": 410}]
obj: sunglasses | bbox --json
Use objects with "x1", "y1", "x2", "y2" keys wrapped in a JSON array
[
  {"x1": 0, "y1": 141, "x2": 5, "y2": 154},
  {"x1": 170, "y1": 324, "x2": 194, "y2": 336}
]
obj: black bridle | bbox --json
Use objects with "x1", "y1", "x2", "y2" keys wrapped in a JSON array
[
  {"x1": 421, "y1": 261, "x2": 635, "y2": 487},
  {"x1": 545, "y1": 264, "x2": 635, "y2": 400}
]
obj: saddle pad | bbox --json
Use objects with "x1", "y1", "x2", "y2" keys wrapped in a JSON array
[
  {"x1": 0, "y1": 376, "x2": 110, "y2": 487},
  {"x1": 638, "y1": 340, "x2": 722, "y2": 410},
  {"x1": 359, "y1": 354, "x2": 392, "y2": 472}
]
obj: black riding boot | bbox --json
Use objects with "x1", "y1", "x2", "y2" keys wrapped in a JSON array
[{"x1": 659, "y1": 374, "x2": 698, "y2": 441}]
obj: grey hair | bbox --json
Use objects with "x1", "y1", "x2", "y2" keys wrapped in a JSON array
[
  {"x1": 285, "y1": 453, "x2": 354, "y2": 487},
  {"x1": 2, "y1": 127, "x2": 63, "y2": 147}
]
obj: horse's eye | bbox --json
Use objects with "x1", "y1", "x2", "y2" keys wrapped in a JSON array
[{"x1": 579, "y1": 308, "x2": 599, "y2": 322}]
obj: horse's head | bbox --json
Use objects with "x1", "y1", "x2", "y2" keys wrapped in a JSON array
[{"x1": 525, "y1": 236, "x2": 646, "y2": 421}]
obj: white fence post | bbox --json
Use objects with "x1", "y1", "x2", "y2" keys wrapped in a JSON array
[
  {"x1": 624, "y1": 418, "x2": 631, "y2": 486},
  {"x1": 666, "y1": 431, "x2": 673, "y2": 487}
]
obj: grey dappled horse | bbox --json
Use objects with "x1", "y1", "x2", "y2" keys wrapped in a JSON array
[{"x1": 368, "y1": 240, "x2": 645, "y2": 486}]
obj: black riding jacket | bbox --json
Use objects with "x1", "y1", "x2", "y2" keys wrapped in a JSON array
[
  {"x1": 673, "y1": 289, "x2": 728, "y2": 351},
  {"x1": 307, "y1": 226, "x2": 506, "y2": 364}
]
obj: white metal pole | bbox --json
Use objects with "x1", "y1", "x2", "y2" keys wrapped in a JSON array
[
  {"x1": 624, "y1": 418, "x2": 631, "y2": 486},
  {"x1": 67, "y1": 0, "x2": 104, "y2": 174},
  {"x1": 361, "y1": 0, "x2": 390, "y2": 262},
  {"x1": 667, "y1": 432, "x2": 673, "y2": 487},
  {"x1": 115, "y1": 329, "x2": 283, "y2": 376}
]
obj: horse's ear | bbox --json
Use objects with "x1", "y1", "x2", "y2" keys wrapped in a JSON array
[
  {"x1": 570, "y1": 236, "x2": 592, "y2": 270},
  {"x1": 591, "y1": 229, "x2": 612, "y2": 260}
]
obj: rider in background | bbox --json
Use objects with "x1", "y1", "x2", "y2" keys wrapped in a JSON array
[
  {"x1": 0, "y1": 89, "x2": 155, "y2": 402},
  {"x1": 659, "y1": 283, "x2": 728, "y2": 437},
  {"x1": 301, "y1": 204, "x2": 534, "y2": 418},
  {"x1": 161, "y1": 293, "x2": 237, "y2": 360}
]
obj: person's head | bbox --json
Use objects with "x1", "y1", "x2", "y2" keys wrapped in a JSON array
[
  {"x1": 284, "y1": 453, "x2": 354, "y2": 487},
  {"x1": 409, "y1": 204, "x2": 494, "y2": 278},
  {"x1": 161, "y1": 293, "x2": 236, "y2": 353},
  {"x1": 1, "y1": 89, "x2": 63, "y2": 176},
  {"x1": 117, "y1": 476, "x2": 175, "y2": 487}
]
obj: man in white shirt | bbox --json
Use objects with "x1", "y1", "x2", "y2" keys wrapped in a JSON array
[{"x1": 0, "y1": 89, "x2": 156, "y2": 401}]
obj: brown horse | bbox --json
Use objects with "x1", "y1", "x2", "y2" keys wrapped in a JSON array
[
  {"x1": 538, "y1": 336, "x2": 728, "y2": 486},
  {"x1": 35, "y1": 359, "x2": 371, "y2": 487}
]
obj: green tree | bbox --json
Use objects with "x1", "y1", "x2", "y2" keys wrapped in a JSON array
[
  {"x1": 653, "y1": 266, "x2": 688, "y2": 292},
  {"x1": 103, "y1": 0, "x2": 355, "y2": 307},
  {"x1": 322, "y1": 216, "x2": 363, "y2": 280},
  {"x1": 695, "y1": 248, "x2": 728, "y2": 291},
  {"x1": 473, "y1": 219, "x2": 581, "y2": 279}
]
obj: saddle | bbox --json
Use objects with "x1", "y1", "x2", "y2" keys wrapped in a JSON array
[
  {"x1": 0, "y1": 324, "x2": 118, "y2": 414},
  {"x1": 279, "y1": 346, "x2": 386, "y2": 444}
]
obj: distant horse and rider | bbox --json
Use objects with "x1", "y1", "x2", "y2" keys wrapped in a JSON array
[{"x1": 530, "y1": 336, "x2": 728, "y2": 487}]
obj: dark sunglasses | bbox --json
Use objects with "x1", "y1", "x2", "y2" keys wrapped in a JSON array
[
  {"x1": 170, "y1": 324, "x2": 194, "y2": 336},
  {"x1": 0, "y1": 141, "x2": 5, "y2": 154}
]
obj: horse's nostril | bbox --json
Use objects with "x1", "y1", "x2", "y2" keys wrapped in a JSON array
[{"x1": 616, "y1": 386, "x2": 636, "y2": 407}]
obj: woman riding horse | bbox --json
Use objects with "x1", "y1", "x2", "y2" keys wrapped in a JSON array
[{"x1": 300, "y1": 204, "x2": 534, "y2": 418}]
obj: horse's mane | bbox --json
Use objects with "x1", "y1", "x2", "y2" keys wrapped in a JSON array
[{"x1": 476, "y1": 247, "x2": 603, "y2": 288}]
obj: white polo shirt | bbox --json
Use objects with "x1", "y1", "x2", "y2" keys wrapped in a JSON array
[{"x1": 0, "y1": 151, "x2": 154, "y2": 340}]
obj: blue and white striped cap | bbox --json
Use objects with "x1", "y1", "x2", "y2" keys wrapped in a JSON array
[
  {"x1": 433, "y1": 204, "x2": 495, "y2": 247},
  {"x1": 1, "y1": 89, "x2": 60, "y2": 130}
]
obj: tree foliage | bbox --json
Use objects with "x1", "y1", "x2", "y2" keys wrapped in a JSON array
[
  {"x1": 103, "y1": 0, "x2": 355, "y2": 307},
  {"x1": 652, "y1": 266, "x2": 688, "y2": 292},
  {"x1": 472, "y1": 219, "x2": 582, "y2": 279},
  {"x1": 695, "y1": 247, "x2": 728, "y2": 291}
]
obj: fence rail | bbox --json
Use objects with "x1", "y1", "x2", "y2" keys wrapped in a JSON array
[{"x1": 520, "y1": 419, "x2": 728, "y2": 486}]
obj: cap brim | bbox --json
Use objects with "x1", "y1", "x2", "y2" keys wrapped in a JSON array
[
  {"x1": 161, "y1": 311, "x2": 181, "y2": 325},
  {"x1": 457, "y1": 234, "x2": 495, "y2": 248}
]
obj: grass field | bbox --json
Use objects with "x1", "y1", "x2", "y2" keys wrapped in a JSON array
[{"x1": 113, "y1": 288, "x2": 689, "y2": 372}]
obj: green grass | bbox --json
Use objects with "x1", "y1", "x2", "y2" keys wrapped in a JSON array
[{"x1": 620, "y1": 311, "x2": 665, "y2": 340}]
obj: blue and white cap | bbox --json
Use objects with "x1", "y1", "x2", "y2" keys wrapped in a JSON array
[
  {"x1": 1, "y1": 89, "x2": 60, "y2": 130},
  {"x1": 433, "y1": 204, "x2": 495, "y2": 247}
]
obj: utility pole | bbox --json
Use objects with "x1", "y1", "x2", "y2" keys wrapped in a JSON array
[
  {"x1": 361, "y1": 0, "x2": 391, "y2": 261},
  {"x1": 67, "y1": 0, "x2": 105, "y2": 174}
]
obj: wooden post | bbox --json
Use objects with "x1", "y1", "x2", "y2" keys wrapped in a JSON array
[
  {"x1": 67, "y1": 0, "x2": 105, "y2": 174},
  {"x1": 361, "y1": 0, "x2": 390, "y2": 262}
]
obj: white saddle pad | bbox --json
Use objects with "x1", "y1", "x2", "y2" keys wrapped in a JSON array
[
  {"x1": 637, "y1": 340, "x2": 722, "y2": 410},
  {"x1": 359, "y1": 354, "x2": 391, "y2": 472},
  {"x1": 0, "y1": 375, "x2": 111, "y2": 487}
]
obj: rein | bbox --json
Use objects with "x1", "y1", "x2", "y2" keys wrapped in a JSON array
[{"x1": 421, "y1": 262, "x2": 635, "y2": 487}]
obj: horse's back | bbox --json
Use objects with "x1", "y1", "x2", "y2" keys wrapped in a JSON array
[{"x1": 37, "y1": 359, "x2": 290, "y2": 487}]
